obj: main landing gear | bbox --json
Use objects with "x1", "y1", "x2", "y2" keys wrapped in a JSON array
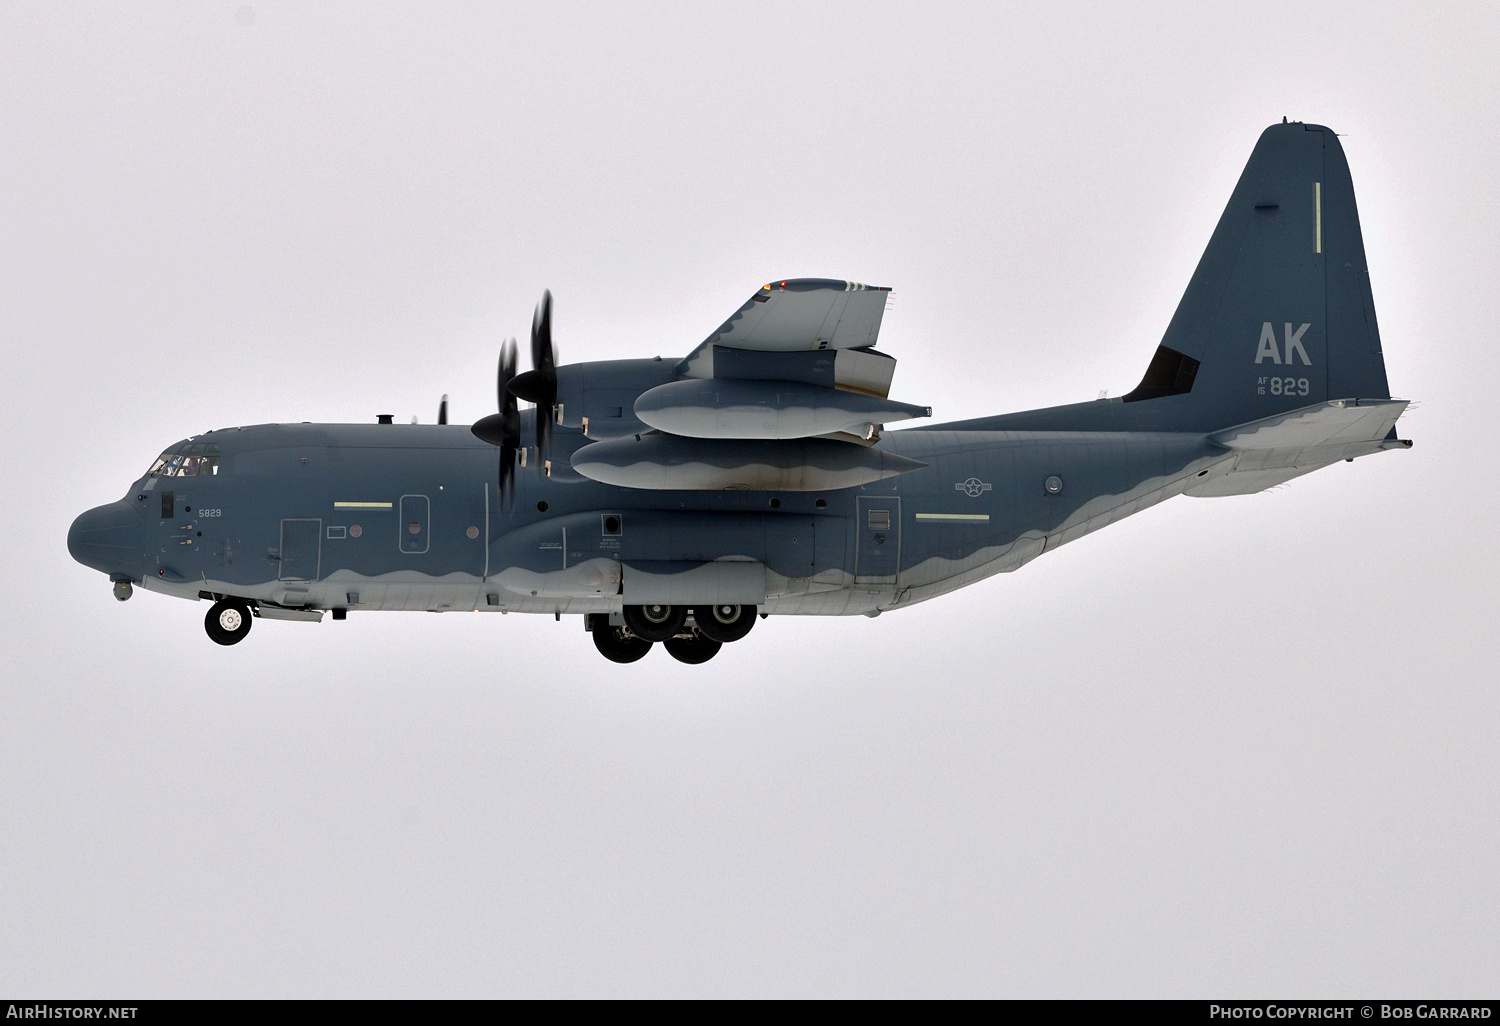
[
  {"x1": 662, "y1": 632, "x2": 721, "y2": 664},
  {"x1": 587, "y1": 605, "x2": 758, "y2": 664},
  {"x1": 205, "y1": 599, "x2": 253, "y2": 646},
  {"x1": 591, "y1": 623, "x2": 652, "y2": 663},
  {"x1": 623, "y1": 603, "x2": 686, "y2": 642},
  {"x1": 692, "y1": 603, "x2": 756, "y2": 643}
]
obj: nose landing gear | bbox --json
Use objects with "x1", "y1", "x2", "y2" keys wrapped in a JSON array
[{"x1": 205, "y1": 599, "x2": 253, "y2": 646}]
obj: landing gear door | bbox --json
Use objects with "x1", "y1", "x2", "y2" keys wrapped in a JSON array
[
  {"x1": 855, "y1": 496, "x2": 899, "y2": 583},
  {"x1": 279, "y1": 519, "x2": 321, "y2": 582}
]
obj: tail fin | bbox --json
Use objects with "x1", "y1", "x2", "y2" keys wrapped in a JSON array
[{"x1": 1122, "y1": 122, "x2": 1391, "y2": 429}]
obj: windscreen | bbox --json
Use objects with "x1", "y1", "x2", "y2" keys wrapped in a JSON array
[{"x1": 147, "y1": 443, "x2": 220, "y2": 477}]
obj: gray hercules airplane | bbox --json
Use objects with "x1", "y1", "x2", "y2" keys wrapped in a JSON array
[{"x1": 69, "y1": 121, "x2": 1410, "y2": 664}]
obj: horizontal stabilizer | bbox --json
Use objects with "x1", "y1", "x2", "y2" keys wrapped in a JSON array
[
  {"x1": 1211, "y1": 398, "x2": 1407, "y2": 451},
  {"x1": 1188, "y1": 398, "x2": 1410, "y2": 497}
]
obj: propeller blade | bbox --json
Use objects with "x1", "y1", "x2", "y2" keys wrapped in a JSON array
[
  {"x1": 471, "y1": 339, "x2": 521, "y2": 508},
  {"x1": 437, "y1": 394, "x2": 448, "y2": 425},
  {"x1": 498, "y1": 338, "x2": 517, "y2": 412},
  {"x1": 529, "y1": 290, "x2": 556, "y2": 455},
  {"x1": 498, "y1": 338, "x2": 518, "y2": 507},
  {"x1": 499, "y1": 436, "x2": 515, "y2": 506},
  {"x1": 530, "y1": 289, "x2": 553, "y2": 378}
]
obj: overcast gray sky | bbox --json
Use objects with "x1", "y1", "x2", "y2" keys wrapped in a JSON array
[{"x1": 3, "y1": 1, "x2": 1497, "y2": 998}]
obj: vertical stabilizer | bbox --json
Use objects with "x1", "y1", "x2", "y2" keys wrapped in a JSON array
[{"x1": 1123, "y1": 122, "x2": 1391, "y2": 429}]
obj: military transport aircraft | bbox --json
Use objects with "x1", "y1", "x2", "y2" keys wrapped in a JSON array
[{"x1": 68, "y1": 121, "x2": 1410, "y2": 664}]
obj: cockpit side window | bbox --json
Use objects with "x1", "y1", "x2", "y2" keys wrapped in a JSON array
[{"x1": 148, "y1": 443, "x2": 220, "y2": 477}]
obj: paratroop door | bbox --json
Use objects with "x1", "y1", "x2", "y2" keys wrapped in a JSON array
[
  {"x1": 855, "y1": 496, "x2": 899, "y2": 581},
  {"x1": 279, "y1": 519, "x2": 321, "y2": 581}
]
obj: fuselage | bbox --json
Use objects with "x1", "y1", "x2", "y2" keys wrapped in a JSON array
[{"x1": 68, "y1": 406, "x2": 1227, "y2": 618}]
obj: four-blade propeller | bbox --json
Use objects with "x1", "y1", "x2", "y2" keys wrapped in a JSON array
[{"x1": 469, "y1": 290, "x2": 559, "y2": 507}]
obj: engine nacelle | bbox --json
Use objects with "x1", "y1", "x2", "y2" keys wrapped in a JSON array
[{"x1": 549, "y1": 358, "x2": 678, "y2": 438}]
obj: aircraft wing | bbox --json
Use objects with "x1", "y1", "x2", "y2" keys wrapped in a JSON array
[
  {"x1": 677, "y1": 279, "x2": 891, "y2": 378},
  {"x1": 565, "y1": 277, "x2": 929, "y2": 490}
]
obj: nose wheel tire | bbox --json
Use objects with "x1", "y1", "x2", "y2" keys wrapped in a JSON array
[
  {"x1": 623, "y1": 604, "x2": 687, "y2": 642},
  {"x1": 662, "y1": 630, "x2": 723, "y2": 664},
  {"x1": 205, "y1": 599, "x2": 253, "y2": 646},
  {"x1": 693, "y1": 604, "x2": 757, "y2": 643},
  {"x1": 592, "y1": 625, "x2": 653, "y2": 663}
]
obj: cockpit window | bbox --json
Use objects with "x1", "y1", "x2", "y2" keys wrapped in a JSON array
[{"x1": 148, "y1": 443, "x2": 220, "y2": 477}]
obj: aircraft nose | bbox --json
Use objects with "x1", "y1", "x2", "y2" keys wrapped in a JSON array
[{"x1": 68, "y1": 499, "x2": 146, "y2": 579}]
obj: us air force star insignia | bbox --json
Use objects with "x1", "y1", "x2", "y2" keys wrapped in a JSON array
[{"x1": 956, "y1": 477, "x2": 992, "y2": 497}]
